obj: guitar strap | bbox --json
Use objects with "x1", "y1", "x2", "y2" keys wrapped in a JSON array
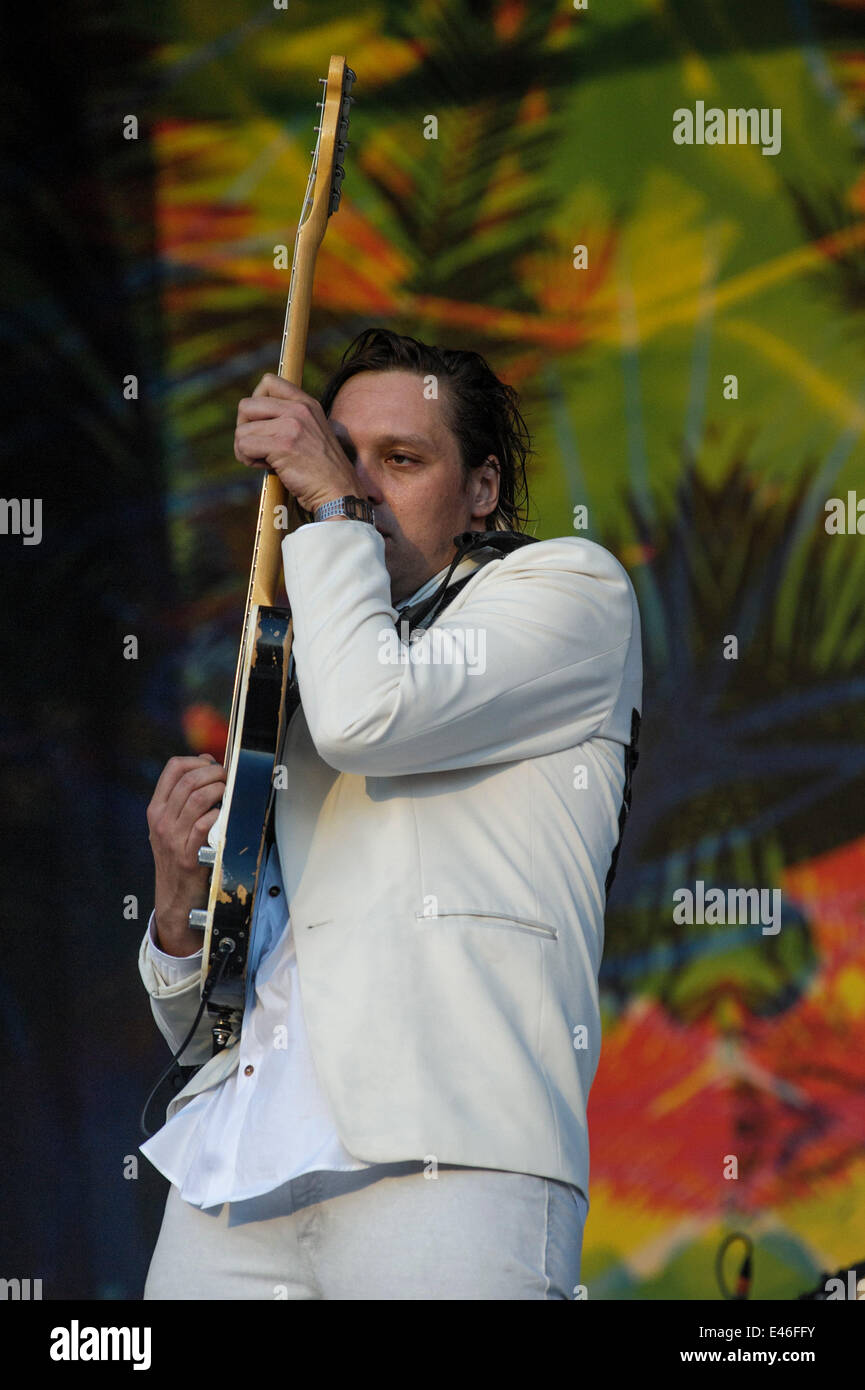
[
  {"x1": 284, "y1": 527, "x2": 539, "y2": 690},
  {"x1": 395, "y1": 528, "x2": 540, "y2": 636},
  {"x1": 604, "y1": 706, "x2": 641, "y2": 902}
]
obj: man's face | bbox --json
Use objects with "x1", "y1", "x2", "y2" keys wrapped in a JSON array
[{"x1": 326, "y1": 370, "x2": 499, "y2": 605}]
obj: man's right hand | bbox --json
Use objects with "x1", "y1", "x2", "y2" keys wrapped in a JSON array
[{"x1": 146, "y1": 754, "x2": 227, "y2": 957}]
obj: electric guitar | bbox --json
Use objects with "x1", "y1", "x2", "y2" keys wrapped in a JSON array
[{"x1": 188, "y1": 55, "x2": 356, "y2": 1052}]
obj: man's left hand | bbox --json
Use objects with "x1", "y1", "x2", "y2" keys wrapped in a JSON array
[{"x1": 234, "y1": 374, "x2": 358, "y2": 515}]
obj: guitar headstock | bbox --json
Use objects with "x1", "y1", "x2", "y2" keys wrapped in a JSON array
[
  {"x1": 274, "y1": 58, "x2": 355, "y2": 397},
  {"x1": 299, "y1": 55, "x2": 356, "y2": 251}
]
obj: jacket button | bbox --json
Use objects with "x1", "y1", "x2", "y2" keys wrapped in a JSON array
[
  {"x1": 244, "y1": 1065, "x2": 254, "y2": 1076},
  {"x1": 269, "y1": 885, "x2": 281, "y2": 897}
]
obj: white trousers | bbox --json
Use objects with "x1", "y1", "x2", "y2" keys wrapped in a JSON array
[{"x1": 144, "y1": 1160, "x2": 588, "y2": 1300}]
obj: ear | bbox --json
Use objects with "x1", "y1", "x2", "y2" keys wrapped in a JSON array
[{"x1": 472, "y1": 455, "x2": 500, "y2": 518}]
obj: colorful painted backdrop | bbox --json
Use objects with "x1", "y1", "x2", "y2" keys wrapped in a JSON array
[
  {"x1": 150, "y1": 1, "x2": 865, "y2": 1298},
  {"x1": 2, "y1": 0, "x2": 863, "y2": 1299}
]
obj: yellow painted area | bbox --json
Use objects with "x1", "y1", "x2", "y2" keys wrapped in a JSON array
[
  {"x1": 584, "y1": 1182, "x2": 723, "y2": 1280},
  {"x1": 682, "y1": 52, "x2": 715, "y2": 95},
  {"x1": 155, "y1": 119, "x2": 309, "y2": 208},
  {"x1": 584, "y1": 1180, "x2": 686, "y2": 1252},
  {"x1": 719, "y1": 319, "x2": 865, "y2": 434},
  {"x1": 647, "y1": 1054, "x2": 722, "y2": 1119},
  {"x1": 834, "y1": 964, "x2": 865, "y2": 1018},
  {"x1": 678, "y1": 220, "x2": 865, "y2": 327},
  {"x1": 586, "y1": 1170, "x2": 865, "y2": 1284},
  {"x1": 772, "y1": 1161, "x2": 865, "y2": 1273},
  {"x1": 591, "y1": 202, "x2": 865, "y2": 357},
  {"x1": 249, "y1": 20, "x2": 419, "y2": 89}
]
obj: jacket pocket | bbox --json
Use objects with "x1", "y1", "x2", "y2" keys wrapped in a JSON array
[{"x1": 415, "y1": 909, "x2": 558, "y2": 941}]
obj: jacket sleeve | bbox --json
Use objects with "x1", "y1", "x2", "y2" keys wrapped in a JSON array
[
  {"x1": 282, "y1": 521, "x2": 640, "y2": 778},
  {"x1": 138, "y1": 914, "x2": 213, "y2": 1065}
]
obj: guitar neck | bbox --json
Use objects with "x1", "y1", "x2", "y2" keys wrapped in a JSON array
[
  {"x1": 227, "y1": 54, "x2": 355, "y2": 751},
  {"x1": 248, "y1": 177, "x2": 320, "y2": 609}
]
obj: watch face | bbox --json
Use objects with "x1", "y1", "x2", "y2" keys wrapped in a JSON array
[{"x1": 316, "y1": 496, "x2": 373, "y2": 522}]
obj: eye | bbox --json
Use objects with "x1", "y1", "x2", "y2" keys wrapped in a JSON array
[{"x1": 388, "y1": 453, "x2": 417, "y2": 466}]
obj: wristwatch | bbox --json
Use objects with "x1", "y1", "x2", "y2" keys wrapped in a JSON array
[{"x1": 312, "y1": 495, "x2": 376, "y2": 525}]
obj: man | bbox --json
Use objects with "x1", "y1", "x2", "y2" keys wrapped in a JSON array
[{"x1": 139, "y1": 328, "x2": 642, "y2": 1300}]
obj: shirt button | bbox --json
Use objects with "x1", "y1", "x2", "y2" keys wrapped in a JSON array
[
  {"x1": 244, "y1": 1065, "x2": 254, "y2": 1076},
  {"x1": 268, "y1": 885, "x2": 281, "y2": 897}
]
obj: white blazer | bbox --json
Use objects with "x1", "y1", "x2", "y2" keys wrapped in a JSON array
[{"x1": 142, "y1": 520, "x2": 642, "y2": 1197}]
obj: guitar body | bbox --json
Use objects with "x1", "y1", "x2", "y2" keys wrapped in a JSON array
[
  {"x1": 187, "y1": 50, "x2": 356, "y2": 1055},
  {"x1": 195, "y1": 605, "x2": 293, "y2": 1023}
]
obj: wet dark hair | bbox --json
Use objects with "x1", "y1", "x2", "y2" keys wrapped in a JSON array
[{"x1": 319, "y1": 328, "x2": 533, "y2": 532}]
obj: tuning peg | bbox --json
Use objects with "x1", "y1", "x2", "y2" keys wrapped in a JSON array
[{"x1": 329, "y1": 163, "x2": 345, "y2": 212}]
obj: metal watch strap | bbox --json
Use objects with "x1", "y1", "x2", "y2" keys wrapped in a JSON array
[{"x1": 312, "y1": 495, "x2": 375, "y2": 524}]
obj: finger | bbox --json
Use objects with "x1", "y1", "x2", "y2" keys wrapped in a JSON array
[
  {"x1": 235, "y1": 433, "x2": 311, "y2": 479},
  {"x1": 185, "y1": 805, "x2": 221, "y2": 863},
  {"x1": 234, "y1": 434, "x2": 272, "y2": 470},
  {"x1": 234, "y1": 421, "x2": 290, "y2": 468},
  {"x1": 237, "y1": 397, "x2": 302, "y2": 422},
  {"x1": 149, "y1": 755, "x2": 220, "y2": 817},
  {"x1": 174, "y1": 778, "x2": 226, "y2": 850},
  {"x1": 163, "y1": 763, "x2": 227, "y2": 832},
  {"x1": 251, "y1": 373, "x2": 309, "y2": 401}
]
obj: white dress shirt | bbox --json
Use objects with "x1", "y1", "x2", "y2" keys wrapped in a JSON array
[{"x1": 139, "y1": 550, "x2": 489, "y2": 1208}]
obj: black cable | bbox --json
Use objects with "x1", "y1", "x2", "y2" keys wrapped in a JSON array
[{"x1": 139, "y1": 938, "x2": 236, "y2": 1140}]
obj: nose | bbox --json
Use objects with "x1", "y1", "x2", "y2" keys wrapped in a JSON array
[{"x1": 352, "y1": 454, "x2": 383, "y2": 507}]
